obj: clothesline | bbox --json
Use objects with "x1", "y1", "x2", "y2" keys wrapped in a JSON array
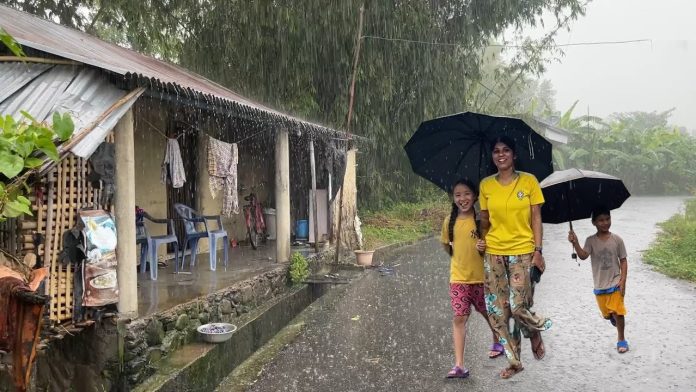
[{"x1": 142, "y1": 118, "x2": 269, "y2": 144}]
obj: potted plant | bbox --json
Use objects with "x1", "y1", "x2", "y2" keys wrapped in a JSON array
[{"x1": 354, "y1": 235, "x2": 377, "y2": 266}]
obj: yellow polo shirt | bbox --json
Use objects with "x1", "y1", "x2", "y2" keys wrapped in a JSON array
[
  {"x1": 479, "y1": 172, "x2": 544, "y2": 255},
  {"x1": 440, "y1": 215, "x2": 484, "y2": 284}
]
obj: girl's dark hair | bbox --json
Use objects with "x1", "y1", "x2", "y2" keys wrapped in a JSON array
[
  {"x1": 491, "y1": 135, "x2": 516, "y2": 156},
  {"x1": 448, "y1": 178, "x2": 479, "y2": 256}
]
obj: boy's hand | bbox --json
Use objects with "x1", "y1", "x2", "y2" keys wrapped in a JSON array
[
  {"x1": 568, "y1": 230, "x2": 578, "y2": 244},
  {"x1": 476, "y1": 239, "x2": 486, "y2": 252},
  {"x1": 619, "y1": 278, "x2": 626, "y2": 297}
]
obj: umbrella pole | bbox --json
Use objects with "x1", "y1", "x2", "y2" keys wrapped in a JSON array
[{"x1": 569, "y1": 220, "x2": 578, "y2": 264}]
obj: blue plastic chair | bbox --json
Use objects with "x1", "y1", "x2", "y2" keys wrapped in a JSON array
[
  {"x1": 135, "y1": 208, "x2": 179, "y2": 280},
  {"x1": 174, "y1": 203, "x2": 229, "y2": 272}
]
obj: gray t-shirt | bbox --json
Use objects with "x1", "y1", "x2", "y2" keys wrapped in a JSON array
[{"x1": 583, "y1": 233, "x2": 627, "y2": 291}]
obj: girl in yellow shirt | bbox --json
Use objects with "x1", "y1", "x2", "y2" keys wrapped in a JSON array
[{"x1": 440, "y1": 179, "x2": 503, "y2": 379}]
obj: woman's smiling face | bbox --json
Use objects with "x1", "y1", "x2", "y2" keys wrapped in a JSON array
[{"x1": 492, "y1": 141, "x2": 515, "y2": 171}]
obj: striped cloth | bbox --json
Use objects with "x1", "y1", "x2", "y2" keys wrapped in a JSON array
[
  {"x1": 208, "y1": 136, "x2": 239, "y2": 216},
  {"x1": 161, "y1": 138, "x2": 187, "y2": 188}
]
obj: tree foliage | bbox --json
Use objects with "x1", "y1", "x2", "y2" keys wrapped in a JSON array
[{"x1": 555, "y1": 106, "x2": 696, "y2": 194}]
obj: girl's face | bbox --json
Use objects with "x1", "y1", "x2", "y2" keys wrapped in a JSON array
[
  {"x1": 453, "y1": 183, "x2": 476, "y2": 213},
  {"x1": 492, "y1": 142, "x2": 515, "y2": 171}
]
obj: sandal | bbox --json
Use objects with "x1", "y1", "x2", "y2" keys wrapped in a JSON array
[
  {"x1": 446, "y1": 366, "x2": 470, "y2": 379},
  {"x1": 617, "y1": 340, "x2": 629, "y2": 354},
  {"x1": 489, "y1": 342, "x2": 505, "y2": 358},
  {"x1": 531, "y1": 332, "x2": 545, "y2": 360},
  {"x1": 500, "y1": 365, "x2": 524, "y2": 379}
]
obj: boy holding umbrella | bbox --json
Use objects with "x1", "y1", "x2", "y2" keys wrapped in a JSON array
[{"x1": 568, "y1": 206, "x2": 629, "y2": 354}]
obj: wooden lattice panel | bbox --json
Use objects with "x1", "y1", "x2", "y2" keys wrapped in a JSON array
[{"x1": 28, "y1": 153, "x2": 109, "y2": 323}]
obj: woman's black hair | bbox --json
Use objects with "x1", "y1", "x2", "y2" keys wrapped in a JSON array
[
  {"x1": 448, "y1": 178, "x2": 478, "y2": 256},
  {"x1": 491, "y1": 135, "x2": 516, "y2": 156}
]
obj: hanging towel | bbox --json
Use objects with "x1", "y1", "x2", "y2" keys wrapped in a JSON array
[
  {"x1": 161, "y1": 138, "x2": 187, "y2": 188},
  {"x1": 208, "y1": 136, "x2": 239, "y2": 216}
]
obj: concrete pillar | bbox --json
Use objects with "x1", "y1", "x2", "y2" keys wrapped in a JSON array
[
  {"x1": 114, "y1": 108, "x2": 138, "y2": 317},
  {"x1": 275, "y1": 128, "x2": 291, "y2": 262}
]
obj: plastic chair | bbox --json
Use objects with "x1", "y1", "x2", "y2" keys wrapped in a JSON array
[
  {"x1": 173, "y1": 203, "x2": 229, "y2": 272},
  {"x1": 135, "y1": 208, "x2": 179, "y2": 280}
]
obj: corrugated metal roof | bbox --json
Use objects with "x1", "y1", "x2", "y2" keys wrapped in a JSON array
[
  {"x1": 0, "y1": 63, "x2": 143, "y2": 158},
  {"x1": 0, "y1": 4, "x2": 344, "y2": 136}
]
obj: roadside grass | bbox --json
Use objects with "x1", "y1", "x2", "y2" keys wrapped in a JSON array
[
  {"x1": 361, "y1": 196, "x2": 450, "y2": 250},
  {"x1": 643, "y1": 198, "x2": 696, "y2": 282}
]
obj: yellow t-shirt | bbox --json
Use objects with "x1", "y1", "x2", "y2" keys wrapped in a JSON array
[
  {"x1": 479, "y1": 171, "x2": 544, "y2": 255},
  {"x1": 440, "y1": 215, "x2": 484, "y2": 284}
]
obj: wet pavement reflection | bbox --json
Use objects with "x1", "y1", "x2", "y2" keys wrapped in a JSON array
[
  {"x1": 137, "y1": 242, "x2": 314, "y2": 316},
  {"x1": 241, "y1": 197, "x2": 695, "y2": 392}
]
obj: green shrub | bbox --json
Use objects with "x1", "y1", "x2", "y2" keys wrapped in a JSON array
[
  {"x1": 644, "y1": 198, "x2": 696, "y2": 281},
  {"x1": 288, "y1": 252, "x2": 309, "y2": 285}
]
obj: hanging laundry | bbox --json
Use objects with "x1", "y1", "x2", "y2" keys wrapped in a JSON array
[
  {"x1": 207, "y1": 136, "x2": 239, "y2": 216},
  {"x1": 161, "y1": 138, "x2": 187, "y2": 188}
]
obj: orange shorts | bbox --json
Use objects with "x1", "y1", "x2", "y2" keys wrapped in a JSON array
[{"x1": 595, "y1": 290, "x2": 626, "y2": 318}]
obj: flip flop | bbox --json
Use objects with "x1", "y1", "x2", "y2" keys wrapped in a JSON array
[
  {"x1": 489, "y1": 342, "x2": 505, "y2": 358},
  {"x1": 617, "y1": 340, "x2": 629, "y2": 354},
  {"x1": 500, "y1": 365, "x2": 524, "y2": 379},
  {"x1": 446, "y1": 366, "x2": 470, "y2": 379},
  {"x1": 531, "y1": 333, "x2": 545, "y2": 360}
]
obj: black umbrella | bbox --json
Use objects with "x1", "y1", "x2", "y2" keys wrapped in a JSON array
[
  {"x1": 540, "y1": 168, "x2": 631, "y2": 258},
  {"x1": 404, "y1": 112, "x2": 554, "y2": 191}
]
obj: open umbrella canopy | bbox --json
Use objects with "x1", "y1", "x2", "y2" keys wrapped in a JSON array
[
  {"x1": 540, "y1": 168, "x2": 631, "y2": 224},
  {"x1": 404, "y1": 112, "x2": 553, "y2": 192}
]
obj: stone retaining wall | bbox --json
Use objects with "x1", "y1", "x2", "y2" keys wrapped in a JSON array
[{"x1": 122, "y1": 265, "x2": 289, "y2": 386}]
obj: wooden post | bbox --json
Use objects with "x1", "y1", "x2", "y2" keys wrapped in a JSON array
[
  {"x1": 114, "y1": 108, "x2": 138, "y2": 317},
  {"x1": 309, "y1": 137, "x2": 319, "y2": 253},
  {"x1": 275, "y1": 128, "x2": 291, "y2": 263}
]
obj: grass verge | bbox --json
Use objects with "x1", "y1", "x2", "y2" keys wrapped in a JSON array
[
  {"x1": 361, "y1": 197, "x2": 450, "y2": 250},
  {"x1": 643, "y1": 198, "x2": 696, "y2": 282}
]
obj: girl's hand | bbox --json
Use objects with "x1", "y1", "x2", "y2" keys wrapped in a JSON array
[
  {"x1": 476, "y1": 239, "x2": 486, "y2": 252},
  {"x1": 532, "y1": 251, "x2": 545, "y2": 273}
]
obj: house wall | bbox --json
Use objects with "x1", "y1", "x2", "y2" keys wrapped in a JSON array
[{"x1": 133, "y1": 105, "x2": 169, "y2": 259}]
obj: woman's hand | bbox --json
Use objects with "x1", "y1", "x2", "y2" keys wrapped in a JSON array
[
  {"x1": 476, "y1": 239, "x2": 486, "y2": 253},
  {"x1": 532, "y1": 251, "x2": 545, "y2": 273}
]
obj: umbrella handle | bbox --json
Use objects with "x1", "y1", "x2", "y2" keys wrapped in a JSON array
[{"x1": 569, "y1": 221, "x2": 578, "y2": 262}]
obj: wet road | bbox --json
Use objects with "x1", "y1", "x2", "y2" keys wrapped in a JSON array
[{"x1": 242, "y1": 197, "x2": 695, "y2": 392}]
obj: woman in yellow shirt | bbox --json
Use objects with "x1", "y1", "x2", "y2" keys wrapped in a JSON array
[
  {"x1": 440, "y1": 179, "x2": 502, "y2": 379},
  {"x1": 479, "y1": 136, "x2": 552, "y2": 379}
]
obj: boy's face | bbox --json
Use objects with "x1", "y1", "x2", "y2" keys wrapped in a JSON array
[{"x1": 592, "y1": 214, "x2": 612, "y2": 233}]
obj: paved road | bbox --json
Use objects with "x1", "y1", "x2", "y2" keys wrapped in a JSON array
[{"x1": 243, "y1": 197, "x2": 695, "y2": 392}]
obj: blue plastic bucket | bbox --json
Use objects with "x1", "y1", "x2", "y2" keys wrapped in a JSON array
[{"x1": 296, "y1": 220, "x2": 309, "y2": 239}]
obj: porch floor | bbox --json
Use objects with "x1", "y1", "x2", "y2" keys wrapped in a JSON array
[{"x1": 137, "y1": 241, "x2": 315, "y2": 316}]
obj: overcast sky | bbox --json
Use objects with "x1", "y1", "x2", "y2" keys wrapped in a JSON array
[{"x1": 524, "y1": 0, "x2": 696, "y2": 130}]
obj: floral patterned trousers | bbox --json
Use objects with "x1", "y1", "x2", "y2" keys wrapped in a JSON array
[{"x1": 484, "y1": 253, "x2": 552, "y2": 367}]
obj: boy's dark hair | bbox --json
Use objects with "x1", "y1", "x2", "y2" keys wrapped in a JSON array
[
  {"x1": 591, "y1": 206, "x2": 611, "y2": 221},
  {"x1": 448, "y1": 178, "x2": 480, "y2": 256},
  {"x1": 491, "y1": 135, "x2": 516, "y2": 156}
]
